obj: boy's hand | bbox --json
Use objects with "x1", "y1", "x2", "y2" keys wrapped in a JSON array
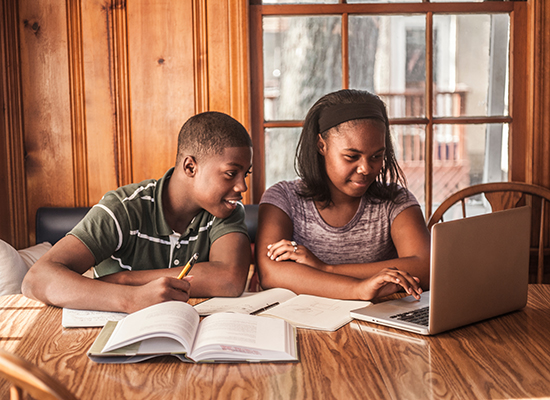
[
  {"x1": 266, "y1": 239, "x2": 326, "y2": 270},
  {"x1": 355, "y1": 267, "x2": 422, "y2": 301},
  {"x1": 125, "y1": 276, "x2": 192, "y2": 314}
]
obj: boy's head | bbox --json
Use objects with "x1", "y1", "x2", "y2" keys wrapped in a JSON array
[
  {"x1": 176, "y1": 112, "x2": 252, "y2": 165},
  {"x1": 174, "y1": 112, "x2": 253, "y2": 219}
]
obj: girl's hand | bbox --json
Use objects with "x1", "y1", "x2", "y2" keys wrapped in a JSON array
[
  {"x1": 266, "y1": 239, "x2": 326, "y2": 270},
  {"x1": 356, "y1": 267, "x2": 422, "y2": 301}
]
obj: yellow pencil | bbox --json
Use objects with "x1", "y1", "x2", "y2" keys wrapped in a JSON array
[{"x1": 177, "y1": 253, "x2": 199, "y2": 279}]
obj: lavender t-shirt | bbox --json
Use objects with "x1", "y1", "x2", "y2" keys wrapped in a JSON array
[{"x1": 260, "y1": 180, "x2": 420, "y2": 265}]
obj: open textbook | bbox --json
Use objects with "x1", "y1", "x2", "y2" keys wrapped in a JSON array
[
  {"x1": 193, "y1": 288, "x2": 371, "y2": 331},
  {"x1": 88, "y1": 301, "x2": 298, "y2": 364}
]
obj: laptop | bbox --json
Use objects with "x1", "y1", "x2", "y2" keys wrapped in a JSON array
[{"x1": 351, "y1": 206, "x2": 531, "y2": 335}]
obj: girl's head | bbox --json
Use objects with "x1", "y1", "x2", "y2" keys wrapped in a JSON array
[{"x1": 295, "y1": 89, "x2": 405, "y2": 206}]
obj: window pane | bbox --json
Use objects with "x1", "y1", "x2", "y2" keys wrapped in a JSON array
[
  {"x1": 265, "y1": 127, "x2": 301, "y2": 188},
  {"x1": 433, "y1": 14, "x2": 510, "y2": 117},
  {"x1": 432, "y1": 123, "x2": 509, "y2": 217},
  {"x1": 350, "y1": 15, "x2": 426, "y2": 118},
  {"x1": 392, "y1": 125, "x2": 426, "y2": 213},
  {"x1": 263, "y1": 16, "x2": 342, "y2": 121}
]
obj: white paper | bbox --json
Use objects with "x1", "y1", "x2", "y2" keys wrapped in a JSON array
[
  {"x1": 193, "y1": 288, "x2": 297, "y2": 315},
  {"x1": 260, "y1": 295, "x2": 371, "y2": 331},
  {"x1": 62, "y1": 308, "x2": 127, "y2": 328}
]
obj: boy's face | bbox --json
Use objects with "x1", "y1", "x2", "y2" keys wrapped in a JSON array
[{"x1": 192, "y1": 146, "x2": 253, "y2": 219}]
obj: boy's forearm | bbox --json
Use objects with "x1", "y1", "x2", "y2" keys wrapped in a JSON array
[
  {"x1": 23, "y1": 261, "x2": 132, "y2": 312},
  {"x1": 184, "y1": 261, "x2": 248, "y2": 298},
  {"x1": 23, "y1": 261, "x2": 192, "y2": 313},
  {"x1": 99, "y1": 261, "x2": 248, "y2": 297},
  {"x1": 98, "y1": 268, "x2": 179, "y2": 286}
]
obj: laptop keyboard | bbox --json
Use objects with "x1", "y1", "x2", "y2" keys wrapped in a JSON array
[{"x1": 390, "y1": 306, "x2": 429, "y2": 326}]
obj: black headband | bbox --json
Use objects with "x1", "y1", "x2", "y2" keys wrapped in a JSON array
[{"x1": 318, "y1": 103, "x2": 386, "y2": 133}]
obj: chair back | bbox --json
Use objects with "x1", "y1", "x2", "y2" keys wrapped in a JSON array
[
  {"x1": 427, "y1": 182, "x2": 550, "y2": 283},
  {"x1": 0, "y1": 348, "x2": 78, "y2": 400},
  {"x1": 36, "y1": 207, "x2": 90, "y2": 244},
  {"x1": 244, "y1": 204, "x2": 261, "y2": 291}
]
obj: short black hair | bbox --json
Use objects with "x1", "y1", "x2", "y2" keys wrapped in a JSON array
[
  {"x1": 295, "y1": 89, "x2": 406, "y2": 207},
  {"x1": 176, "y1": 111, "x2": 252, "y2": 165}
]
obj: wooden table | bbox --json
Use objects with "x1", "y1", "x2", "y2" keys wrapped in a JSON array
[{"x1": 2, "y1": 285, "x2": 550, "y2": 399}]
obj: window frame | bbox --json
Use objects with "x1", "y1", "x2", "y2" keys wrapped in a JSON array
[{"x1": 249, "y1": 1, "x2": 529, "y2": 219}]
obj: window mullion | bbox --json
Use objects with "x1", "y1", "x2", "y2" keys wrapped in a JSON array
[
  {"x1": 425, "y1": 11, "x2": 434, "y2": 219},
  {"x1": 342, "y1": 13, "x2": 349, "y2": 89},
  {"x1": 250, "y1": 8, "x2": 266, "y2": 204}
]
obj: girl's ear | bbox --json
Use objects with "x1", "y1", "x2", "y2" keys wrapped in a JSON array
[
  {"x1": 317, "y1": 134, "x2": 327, "y2": 156},
  {"x1": 183, "y1": 156, "x2": 198, "y2": 177}
]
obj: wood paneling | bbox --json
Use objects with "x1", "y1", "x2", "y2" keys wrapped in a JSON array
[
  {"x1": 18, "y1": 0, "x2": 75, "y2": 245},
  {"x1": 510, "y1": 1, "x2": 532, "y2": 184},
  {"x1": 127, "y1": 1, "x2": 195, "y2": 183},
  {"x1": 531, "y1": 0, "x2": 550, "y2": 251},
  {"x1": 0, "y1": 0, "x2": 251, "y2": 247},
  {"x1": 66, "y1": 0, "x2": 88, "y2": 207},
  {"x1": 80, "y1": 0, "x2": 119, "y2": 202},
  {"x1": 0, "y1": 0, "x2": 28, "y2": 248},
  {"x1": 206, "y1": 0, "x2": 252, "y2": 203},
  {"x1": 532, "y1": 0, "x2": 550, "y2": 190},
  {"x1": 193, "y1": 0, "x2": 209, "y2": 114}
]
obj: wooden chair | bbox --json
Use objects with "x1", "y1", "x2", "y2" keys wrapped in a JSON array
[
  {"x1": 0, "y1": 348, "x2": 78, "y2": 400},
  {"x1": 244, "y1": 204, "x2": 261, "y2": 292},
  {"x1": 427, "y1": 182, "x2": 550, "y2": 284}
]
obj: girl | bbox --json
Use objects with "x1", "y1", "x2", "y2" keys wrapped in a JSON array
[{"x1": 256, "y1": 89, "x2": 430, "y2": 301}]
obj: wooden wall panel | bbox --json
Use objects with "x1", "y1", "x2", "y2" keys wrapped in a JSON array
[
  {"x1": 207, "y1": 1, "x2": 230, "y2": 113},
  {"x1": 531, "y1": 0, "x2": 550, "y2": 253},
  {"x1": 127, "y1": 1, "x2": 196, "y2": 183},
  {"x1": 18, "y1": 0, "x2": 75, "y2": 244},
  {"x1": 0, "y1": 0, "x2": 28, "y2": 248},
  {"x1": 531, "y1": 0, "x2": 550, "y2": 190},
  {"x1": 1, "y1": 0, "x2": 248, "y2": 246},
  {"x1": 80, "y1": 0, "x2": 119, "y2": 203},
  {"x1": 67, "y1": 0, "x2": 89, "y2": 207},
  {"x1": 207, "y1": 0, "x2": 252, "y2": 203},
  {"x1": 510, "y1": 2, "x2": 530, "y2": 185}
]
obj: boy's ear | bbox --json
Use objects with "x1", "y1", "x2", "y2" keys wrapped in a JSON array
[
  {"x1": 182, "y1": 156, "x2": 198, "y2": 177},
  {"x1": 317, "y1": 134, "x2": 327, "y2": 156}
]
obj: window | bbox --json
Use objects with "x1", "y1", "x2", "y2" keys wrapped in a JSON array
[{"x1": 250, "y1": 0, "x2": 526, "y2": 219}]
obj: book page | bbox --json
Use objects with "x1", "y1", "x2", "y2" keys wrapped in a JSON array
[
  {"x1": 62, "y1": 308, "x2": 127, "y2": 328},
  {"x1": 102, "y1": 301, "x2": 199, "y2": 353},
  {"x1": 190, "y1": 312, "x2": 295, "y2": 361},
  {"x1": 260, "y1": 295, "x2": 371, "y2": 331},
  {"x1": 193, "y1": 288, "x2": 297, "y2": 315}
]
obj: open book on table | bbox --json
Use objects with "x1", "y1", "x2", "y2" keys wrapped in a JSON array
[
  {"x1": 88, "y1": 301, "x2": 298, "y2": 364},
  {"x1": 193, "y1": 288, "x2": 371, "y2": 332}
]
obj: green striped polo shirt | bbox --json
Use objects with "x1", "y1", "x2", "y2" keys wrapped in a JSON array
[{"x1": 69, "y1": 168, "x2": 249, "y2": 278}]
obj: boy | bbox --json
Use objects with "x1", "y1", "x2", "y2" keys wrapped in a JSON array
[{"x1": 22, "y1": 112, "x2": 253, "y2": 314}]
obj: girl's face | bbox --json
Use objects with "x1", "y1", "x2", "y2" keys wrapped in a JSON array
[{"x1": 317, "y1": 119, "x2": 386, "y2": 201}]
